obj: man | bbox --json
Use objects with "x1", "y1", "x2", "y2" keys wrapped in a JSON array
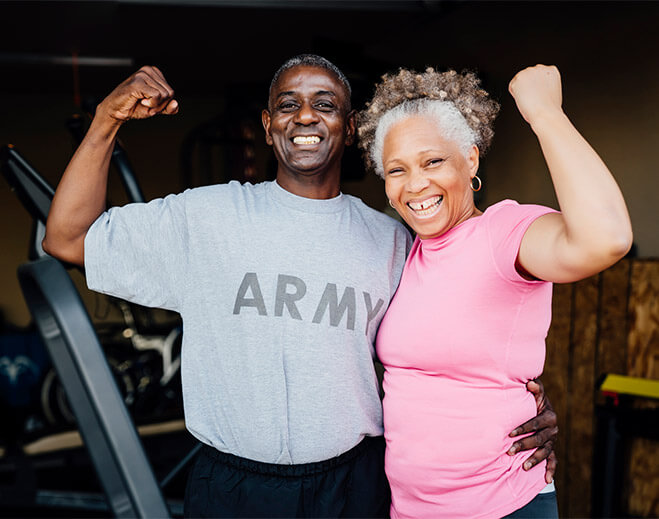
[{"x1": 43, "y1": 55, "x2": 556, "y2": 518}]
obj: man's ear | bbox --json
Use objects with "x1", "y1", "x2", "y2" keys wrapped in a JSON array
[
  {"x1": 345, "y1": 109, "x2": 357, "y2": 146},
  {"x1": 261, "y1": 109, "x2": 273, "y2": 146}
]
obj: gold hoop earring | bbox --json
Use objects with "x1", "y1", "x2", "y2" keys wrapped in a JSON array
[{"x1": 471, "y1": 175, "x2": 482, "y2": 192}]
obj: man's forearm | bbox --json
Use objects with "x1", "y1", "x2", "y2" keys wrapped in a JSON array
[
  {"x1": 43, "y1": 113, "x2": 122, "y2": 265},
  {"x1": 43, "y1": 66, "x2": 178, "y2": 266}
]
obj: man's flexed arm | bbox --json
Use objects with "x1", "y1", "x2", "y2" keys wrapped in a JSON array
[{"x1": 42, "y1": 66, "x2": 178, "y2": 266}]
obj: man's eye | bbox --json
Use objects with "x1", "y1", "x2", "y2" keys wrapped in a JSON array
[
  {"x1": 315, "y1": 101, "x2": 335, "y2": 110},
  {"x1": 279, "y1": 102, "x2": 298, "y2": 111}
]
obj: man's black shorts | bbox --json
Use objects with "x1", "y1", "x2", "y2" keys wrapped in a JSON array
[{"x1": 184, "y1": 435, "x2": 390, "y2": 518}]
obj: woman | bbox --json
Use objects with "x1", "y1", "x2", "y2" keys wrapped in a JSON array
[{"x1": 357, "y1": 65, "x2": 632, "y2": 518}]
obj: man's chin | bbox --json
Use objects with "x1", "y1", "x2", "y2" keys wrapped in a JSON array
[{"x1": 286, "y1": 161, "x2": 330, "y2": 176}]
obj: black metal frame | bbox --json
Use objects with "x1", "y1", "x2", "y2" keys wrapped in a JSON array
[
  {"x1": 2, "y1": 144, "x2": 172, "y2": 517},
  {"x1": 592, "y1": 377, "x2": 659, "y2": 518},
  {"x1": 18, "y1": 257, "x2": 170, "y2": 518}
]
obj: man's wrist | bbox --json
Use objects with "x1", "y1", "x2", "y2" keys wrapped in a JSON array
[{"x1": 86, "y1": 110, "x2": 123, "y2": 144}]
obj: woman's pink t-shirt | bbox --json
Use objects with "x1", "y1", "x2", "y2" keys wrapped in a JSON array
[{"x1": 377, "y1": 200, "x2": 556, "y2": 519}]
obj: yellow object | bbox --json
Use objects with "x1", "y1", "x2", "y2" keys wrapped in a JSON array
[{"x1": 600, "y1": 374, "x2": 659, "y2": 399}]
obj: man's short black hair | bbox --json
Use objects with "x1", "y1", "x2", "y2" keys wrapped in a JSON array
[{"x1": 269, "y1": 54, "x2": 352, "y2": 110}]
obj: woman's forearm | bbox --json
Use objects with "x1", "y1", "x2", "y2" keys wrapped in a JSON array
[
  {"x1": 530, "y1": 109, "x2": 633, "y2": 264},
  {"x1": 511, "y1": 65, "x2": 633, "y2": 282}
]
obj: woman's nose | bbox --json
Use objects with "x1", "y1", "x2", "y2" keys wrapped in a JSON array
[{"x1": 406, "y1": 169, "x2": 430, "y2": 193}]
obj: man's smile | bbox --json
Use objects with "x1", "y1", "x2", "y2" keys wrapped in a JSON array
[{"x1": 292, "y1": 135, "x2": 322, "y2": 145}]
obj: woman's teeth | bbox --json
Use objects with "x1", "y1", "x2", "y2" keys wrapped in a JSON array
[
  {"x1": 293, "y1": 136, "x2": 321, "y2": 145},
  {"x1": 407, "y1": 196, "x2": 442, "y2": 216}
]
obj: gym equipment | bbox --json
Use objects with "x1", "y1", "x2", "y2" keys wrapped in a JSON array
[
  {"x1": 1, "y1": 144, "x2": 173, "y2": 517},
  {"x1": 1, "y1": 144, "x2": 52, "y2": 261},
  {"x1": 2, "y1": 143, "x2": 184, "y2": 421},
  {"x1": 18, "y1": 256, "x2": 170, "y2": 518},
  {"x1": 592, "y1": 373, "x2": 659, "y2": 517}
]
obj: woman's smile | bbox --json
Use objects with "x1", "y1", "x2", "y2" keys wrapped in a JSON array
[{"x1": 407, "y1": 195, "x2": 443, "y2": 218}]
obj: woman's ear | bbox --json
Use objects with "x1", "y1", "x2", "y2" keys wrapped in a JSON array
[{"x1": 468, "y1": 144, "x2": 480, "y2": 176}]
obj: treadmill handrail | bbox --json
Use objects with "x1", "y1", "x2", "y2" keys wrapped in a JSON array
[
  {"x1": 18, "y1": 256, "x2": 170, "y2": 519},
  {"x1": 1, "y1": 144, "x2": 55, "y2": 225}
]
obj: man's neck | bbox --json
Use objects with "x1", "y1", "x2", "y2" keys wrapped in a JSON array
[{"x1": 275, "y1": 171, "x2": 341, "y2": 200}]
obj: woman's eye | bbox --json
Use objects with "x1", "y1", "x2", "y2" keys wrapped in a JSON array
[
  {"x1": 427, "y1": 158, "x2": 444, "y2": 167},
  {"x1": 387, "y1": 168, "x2": 404, "y2": 176}
]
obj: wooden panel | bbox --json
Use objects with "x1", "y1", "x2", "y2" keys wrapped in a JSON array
[
  {"x1": 543, "y1": 259, "x2": 658, "y2": 517},
  {"x1": 597, "y1": 259, "x2": 632, "y2": 380},
  {"x1": 627, "y1": 260, "x2": 659, "y2": 381},
  {"x1": 544, "y1": 282, "x2": 572, "y2": 513},
  {"x1": 565, "y1": 274, "x2": 599, "y2": 518},
  {"x1": 625, "y1": 260, "x2": 659, "y2": 518}
]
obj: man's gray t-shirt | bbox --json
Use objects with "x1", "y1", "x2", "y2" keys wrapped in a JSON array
[{"x1": 85, "y1": 180, "x2": 411, "y2": 464}]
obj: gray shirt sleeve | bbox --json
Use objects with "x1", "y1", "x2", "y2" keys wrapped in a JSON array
[{"x1": 84, "y1": 192, "x2": 190, "y2": 312}]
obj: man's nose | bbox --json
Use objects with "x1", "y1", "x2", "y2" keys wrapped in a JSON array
[{"x1": 294, "y1": 102, "x2": 319, "y2": 125}]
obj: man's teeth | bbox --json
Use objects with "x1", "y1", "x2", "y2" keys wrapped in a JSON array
[
  {"x1": 408, "y1": 196, "x2": 442, "y2": 213},
  {"x1": 293, "y1": 136, "x2": 321, "y2": 145}
]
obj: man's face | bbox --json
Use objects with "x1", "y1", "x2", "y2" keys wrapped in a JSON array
[{"x1": 262, "y1": 65, "x2": 355, "y2": 181}]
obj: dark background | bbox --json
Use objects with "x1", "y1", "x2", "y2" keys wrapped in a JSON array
[{"x1": 1, "y1": 2, "x2": 658, "y2": 517}]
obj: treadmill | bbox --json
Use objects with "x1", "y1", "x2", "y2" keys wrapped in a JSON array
[{"x1": 1, "y1": 144, "x2": 173, "y2": 518}]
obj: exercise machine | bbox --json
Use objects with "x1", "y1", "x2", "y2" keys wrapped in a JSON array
[{"x1": 1, "y1": 144, "x2": 185, "y2": 517}]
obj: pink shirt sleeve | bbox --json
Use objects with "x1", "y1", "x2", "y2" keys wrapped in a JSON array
[{"x1": 485, "y1": 200, "x2": 558, "y2": 284}]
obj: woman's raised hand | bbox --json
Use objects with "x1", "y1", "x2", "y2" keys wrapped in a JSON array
[{"x1": 508, "y1": 65, "x2": 563, "y2": 127}]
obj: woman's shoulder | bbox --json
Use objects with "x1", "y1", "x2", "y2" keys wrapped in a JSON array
[
  {"x1": 483, "y1": 198, "x2": 520, "y2": 215},
  {"x1": 482, "y1": 199, "x2": 556, "y2": 223}
]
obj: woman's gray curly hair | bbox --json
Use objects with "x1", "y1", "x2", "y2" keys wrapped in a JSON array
[{"x1": 357, "y1": 67, "x2": 500, "y2": 178}]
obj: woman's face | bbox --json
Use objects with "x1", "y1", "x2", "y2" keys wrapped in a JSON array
[{"x1": 382, "y1": 116, "x2": 480, "y2": 239}]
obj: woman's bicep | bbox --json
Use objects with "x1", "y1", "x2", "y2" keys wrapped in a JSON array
[{"x1": 518, "y1": 212, "x2": 601, "y2": 283}]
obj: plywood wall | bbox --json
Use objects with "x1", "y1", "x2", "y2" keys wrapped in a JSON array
[{"x1": 545, "y1": 259, "x2": 659, "y2": 518}]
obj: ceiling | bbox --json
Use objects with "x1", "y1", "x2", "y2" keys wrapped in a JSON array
[{"x1": 1, "y1": 1, "x2": 656, "y2": 110}]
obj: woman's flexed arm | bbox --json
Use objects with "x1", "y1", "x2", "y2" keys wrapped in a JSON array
[{"x1": 511, "y1": 65, "x2": 632, "y2": 283}]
